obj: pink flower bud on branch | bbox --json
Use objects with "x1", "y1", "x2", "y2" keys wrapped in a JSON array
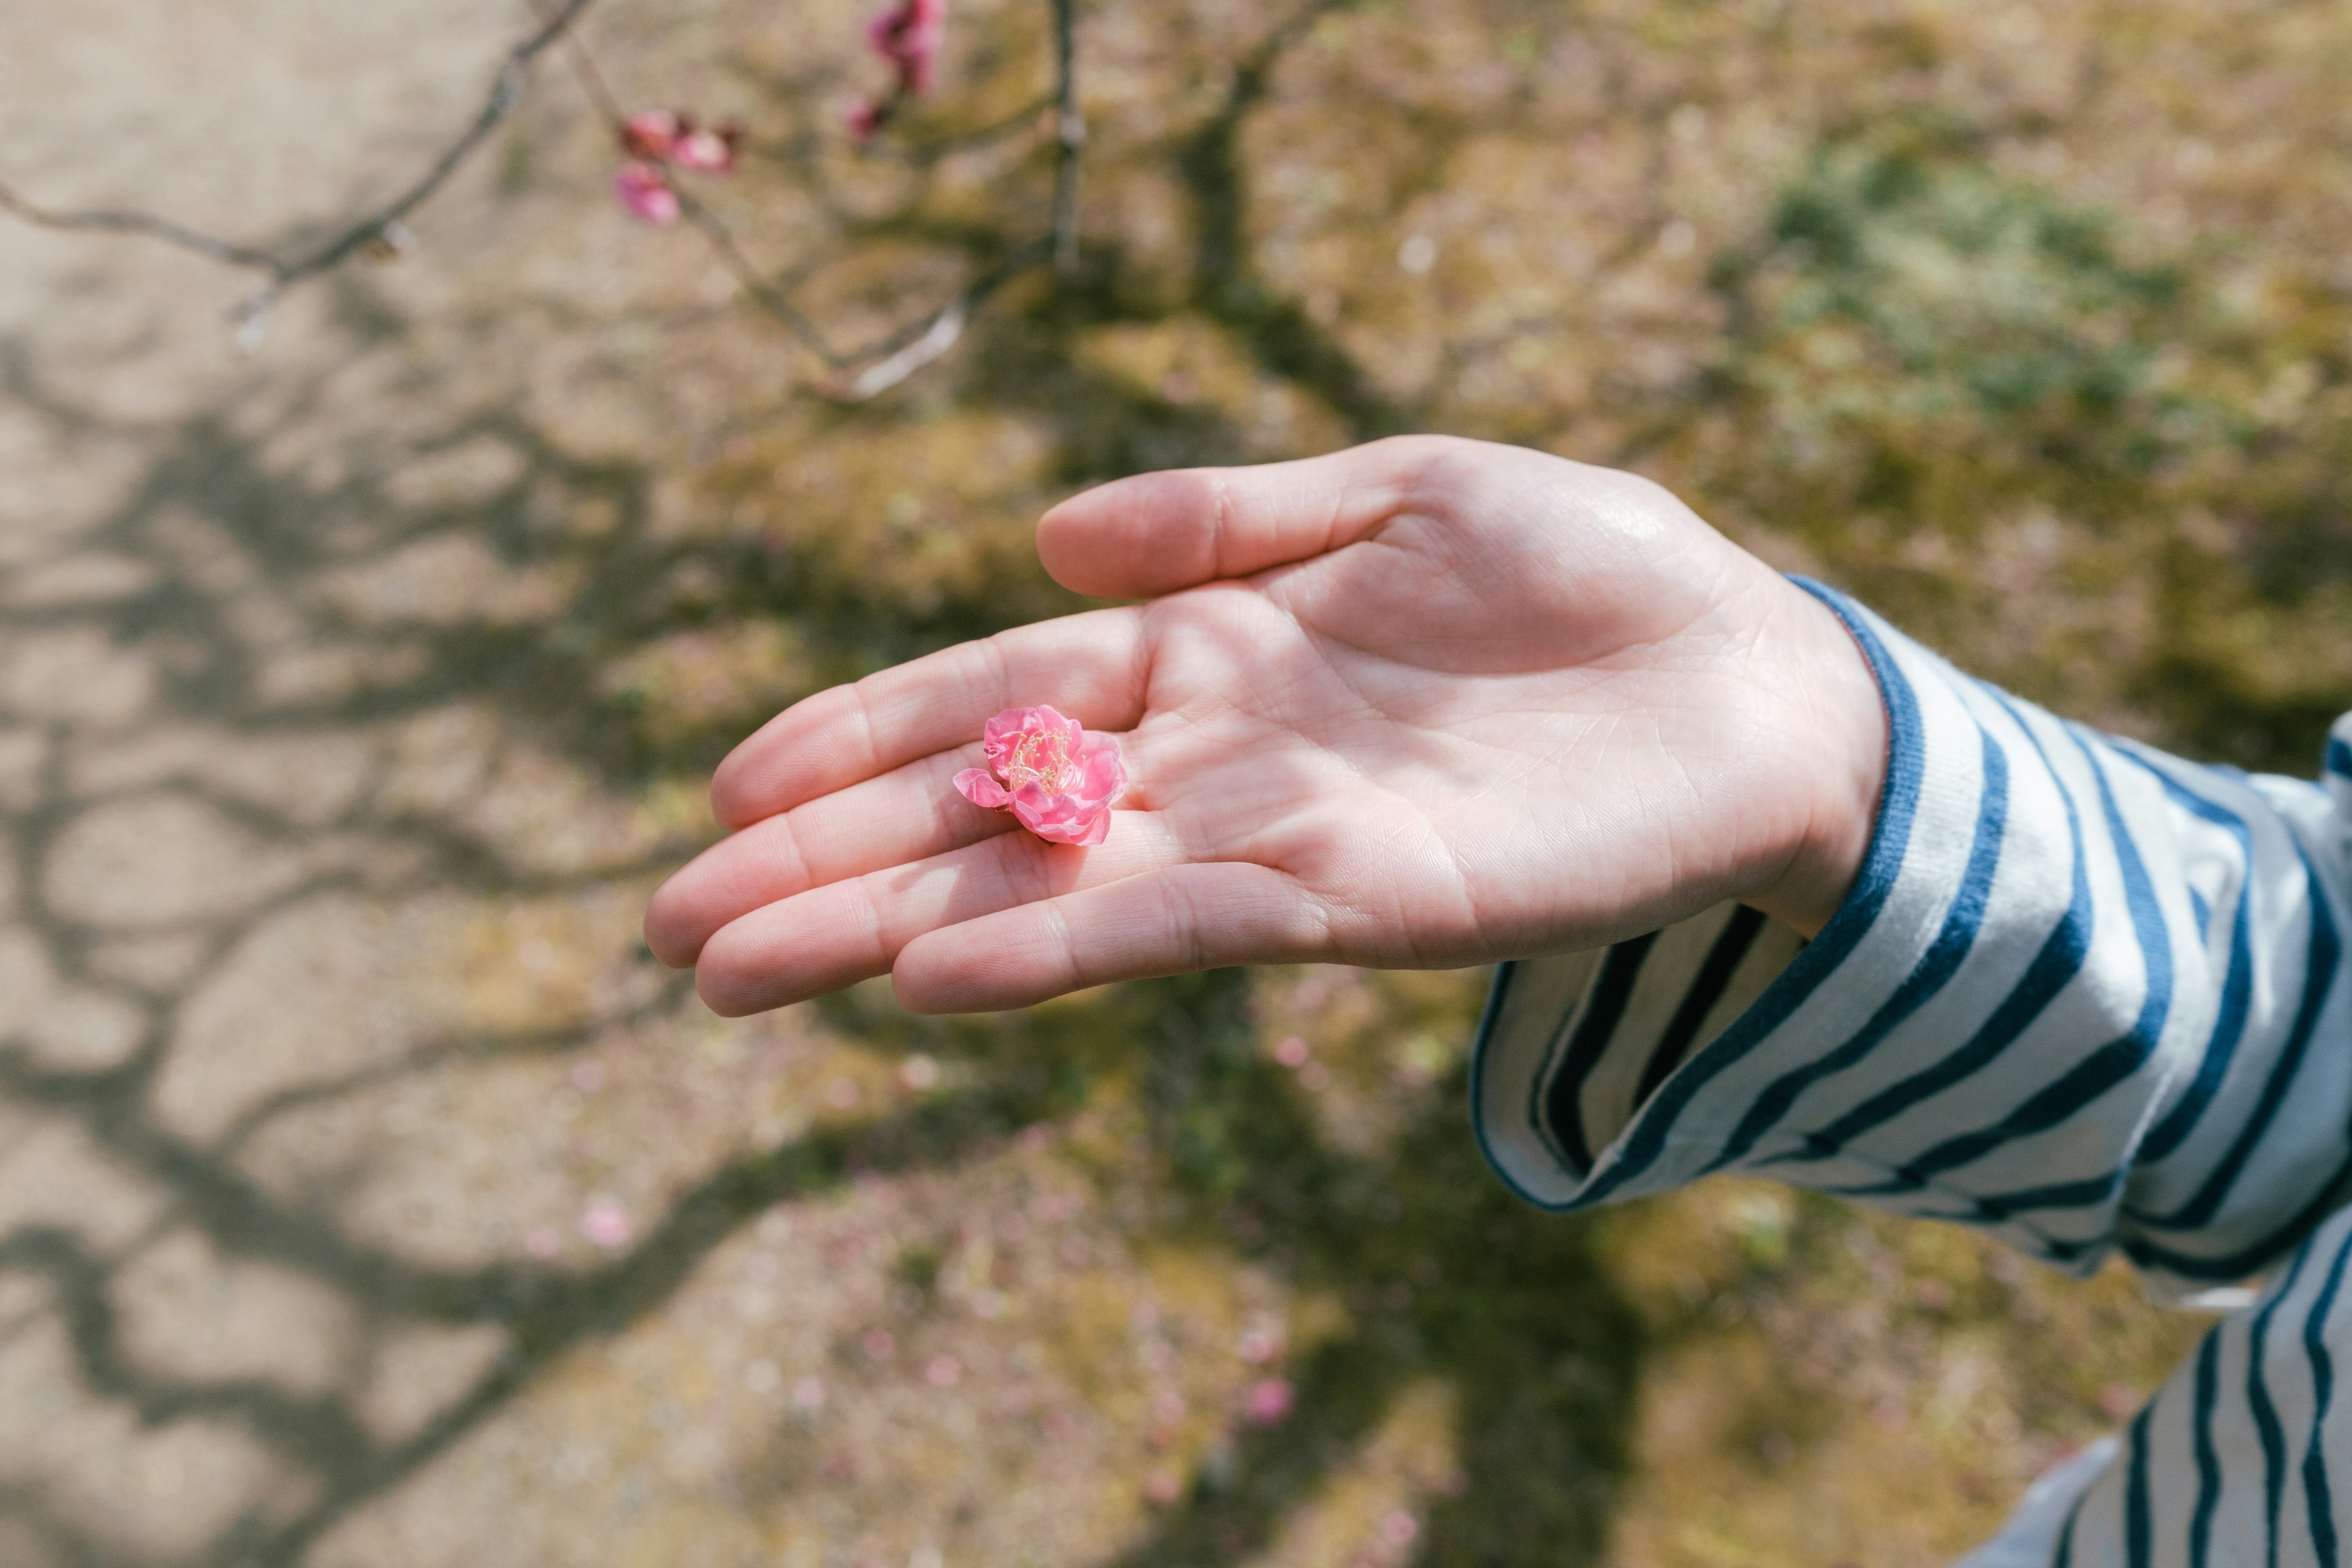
[
  {"x1": 843, "y1": 99, "x2": 887, "y2": 145},
  {"x1": 620, "y1": 108, "x2": 682, "y2": 160},
  {"x1": 866, "y1": 0, "x2": 948, "y2": 95},
  {"x1": 611, "y1": 160, "x2": 680, "y2": 225},
  {"x1": 671, "y1": 121, "x2": 740, "y2": 175}
]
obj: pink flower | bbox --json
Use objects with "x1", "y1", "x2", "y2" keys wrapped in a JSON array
[
  {"x1": 865, "y1": 0, "x2": 948, "y2": 94},
  {"x1": 1242, "y1": 1377, "x2": 1295, "y2": 1426},
  {"x1": 843, "y1": 99, "x2": 886, "y2": 143},
  {"x1": 620, "y1": 109, "x2": 682, "y2": 160},
  {"x1": 671, "y1": 123, "x2": 739, "y2": 175},
  {"x1": 954, "y1": 704, "x2": 1125, "y2": 846},
  {"x1": 612, "y1": 160, "x2": 680, "y2": 225}
]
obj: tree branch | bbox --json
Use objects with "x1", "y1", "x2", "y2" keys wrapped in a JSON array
[
  {"x1": 628, "y1": 0, "x2": 1083, "y2": 398},
  {"x1": 0, "y1": 0, "x2": 1085, "y2": 396},
  {"x1": 1050, "y1": 0, "x2": 1084, "y2": 275},
  {"x1": 0, "y1": 0, "x2": 600, "y2": 342}
]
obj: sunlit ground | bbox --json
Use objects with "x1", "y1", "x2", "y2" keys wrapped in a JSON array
[{"x1": 2, "y1": 0, "x2": 2348, "y2": 1562}]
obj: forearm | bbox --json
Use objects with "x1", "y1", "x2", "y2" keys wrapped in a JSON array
[{"x1": 1476, "y1": 584, "x2": 2352, "y2": 1295}]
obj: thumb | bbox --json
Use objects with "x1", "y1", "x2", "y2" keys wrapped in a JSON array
[{"x1": 1036, "y1": 435, "x2": 1449, "y2": 599}]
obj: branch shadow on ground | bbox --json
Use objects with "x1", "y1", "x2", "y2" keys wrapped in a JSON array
[{"x1": 0, "y1": 17, "x2": 1635, "y2": 1555}]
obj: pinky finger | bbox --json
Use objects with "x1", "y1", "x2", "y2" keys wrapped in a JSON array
[{"x1": 889, "y1": 862, "x2": 1332, "y2": 1014}]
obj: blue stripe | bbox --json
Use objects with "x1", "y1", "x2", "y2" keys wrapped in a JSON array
[
  {"x1": 1536, "y1": 932, "x2": 1657, "y2": 1176},
  {"x1": 2130, "y1": 831, "x2": 2340, "y2": 1240},
  {"x1": 2127, "y1": 1399, "x2": 2155, "y2": 1568},
  {"x1": 2250, "y1": 1234, "x2": 2323, "y2": 1568},
  {"x1": 2128, "y1": 1142, "x2": 2352, "y2": 1282},
  {"x1": 1703, "y1": 723, "x2": 2008, "y2": 1176},
  {"x1": 2326, "y1": 736, "x2": 2352, "y2": 780},
  {"x1": 1836, "y1": 719, "x2": 2176, "y2": 1193},
  {"x1": 2121, "y1": 792, "x2": 2343, "y2": 1280},
  {"x1": 2055, "y1": 1488, "x2": 2086, "y2": 1568},
  {"x1": 1970, "y1": 1169, "x2": 2125, "y2": 1216},
  {"x1": 1568, "y1": 584, "x2": 1924, "y2": 1208},
  {"x1": 1760, "y1": 688, "x2": 2087, "y2": 1170},
  {"x1": 1636, "y1": 905, "x2": 1766, "y2": 1104},
  {"x1": 1812, "y1": 1169, "x2": 2124, "y2": 1221},
  {"x1": 2106, "y1": 752, "x2": 2255, "y2": 1166},
  {"x1": 1465, "y1": 959, "x2": 1519, "y2": 1191},
  {"x1": 2304, "y1": 1227, "x2": 2352, "y2": 1567},
  {"x1": 2192, "y1": 1325, "x2": 2223, "y2": 1568}
]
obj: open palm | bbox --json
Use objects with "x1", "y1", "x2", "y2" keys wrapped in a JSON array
[{"x1": 645, "y1": 437, "x2": 1884, "y2": 1015}]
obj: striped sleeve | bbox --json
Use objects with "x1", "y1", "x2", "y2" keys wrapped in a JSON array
[{"x1": 1471, "y1": 579, "x2": 2352, "y2": 1298}]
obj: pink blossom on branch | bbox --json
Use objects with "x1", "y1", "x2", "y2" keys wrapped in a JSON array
[
  {"x1": 954, "y1": 704, "x2": 1125, "y2": 846},
  {"x1": 670, "y1": 123, "x2": 740, "y2": 175},
  {"x1": 611, "y1": 160, "x2": 680, "y2": 225},
  {"x1": 620, "y1": 109, "x2": 682, "y2": 160},
  {"x1": 866, "y1": 0, "x2": 948, "y2": 95},
  {"x1": 843, "y1": 99, "x2": 887, "y2": 144}
]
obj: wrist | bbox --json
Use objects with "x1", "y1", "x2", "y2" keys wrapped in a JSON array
[{"x1": 1745, "y1": 582, "x2": 1890, "y2": 938}]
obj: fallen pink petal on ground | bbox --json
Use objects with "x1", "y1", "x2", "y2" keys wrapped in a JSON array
[
  {"x1": 1242, "y1": 1378, "x2": 1295, "y2": 1426},
  {"x1": 579, "y1": 1196, "x2": 631, "y2": 1250}
]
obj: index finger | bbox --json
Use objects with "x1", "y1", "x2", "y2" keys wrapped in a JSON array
[
  {"x1": 711, "y1": 605, "x2": 1148, "y2": 829},
  {"x1": 1035, "y1": 435, "x2": 1453, "y2": 600}
]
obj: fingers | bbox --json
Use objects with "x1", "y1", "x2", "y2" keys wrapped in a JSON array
[
  {"x1": 1036, "y1": 435, "x2": 1464, "y2": 599},
  {"x1": 693, "y1": 812, "x2": 1193, "y2": 1016},
  {"x1": 711, "y1": 607, "x2": 1148, "y2": 829},
  {"x1": 891, "y1": 862, "x2": 1330, "y2": 1014},
  {"x1": 645, "y1": 744, "x2": 1014, "y2": 968}
]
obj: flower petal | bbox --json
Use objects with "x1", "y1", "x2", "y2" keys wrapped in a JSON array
[{"x1": 953, "y1": 767, "x2": 1011, "y2": 810}]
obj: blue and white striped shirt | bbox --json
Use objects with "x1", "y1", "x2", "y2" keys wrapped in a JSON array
[{"x1": 1471, "y1": 582, "x2": 2352, "y2": 1567}]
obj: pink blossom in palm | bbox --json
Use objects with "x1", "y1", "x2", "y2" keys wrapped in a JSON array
[{"x1": 954, "y1": 704, "x2": 1125, "y2": 846}]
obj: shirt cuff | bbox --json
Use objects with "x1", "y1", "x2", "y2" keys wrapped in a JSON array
[{"x1": 1471, "y1": 579, "x2": 2352, "y2": 1294}]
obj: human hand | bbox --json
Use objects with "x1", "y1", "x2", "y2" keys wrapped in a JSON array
[{"x1": 644, "y1": 436, "x2": 1887, "y2": 1015}]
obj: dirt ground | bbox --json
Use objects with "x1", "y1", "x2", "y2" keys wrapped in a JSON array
[{"x1": 6, "y1": 1, "x2": 2349, "y2": 1564}]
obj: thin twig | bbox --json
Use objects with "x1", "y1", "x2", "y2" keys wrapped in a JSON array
[
  {"x1": 0, "y1": 184, "x2": 284, "y2": 271},
  {"x1": 1049, "y1": 0, "x2": 1084, "y2": 274},
  {"x1": 535, "y1": 0, "x2": 628, "y2": 125},
  {"x1": 551, "y1": 0, "x2": 1084, "y2": 398},
  {"x1": 862, "y1": 94, "x2": 1057, "y2": 166},
  {"x1": 0, "y1": 0, "x2": 1084, "y2": 396},
  {"x1": 817, "y1": 234, "x2": 1053, "y2": 400},
  {"x1": 527, "y1": 1, "x2": 851, "y2": 370},
  {"x1": 669, "y1": 187, "x2": 846, "y2": 365},
  {"x1": 0, "y1": 0, "x2": 600, "y2": 340}
]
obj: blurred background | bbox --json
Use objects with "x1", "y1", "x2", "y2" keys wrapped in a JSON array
[{"x1": 3, "y1": 0, "x2": 2349, "y2": 1563}]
